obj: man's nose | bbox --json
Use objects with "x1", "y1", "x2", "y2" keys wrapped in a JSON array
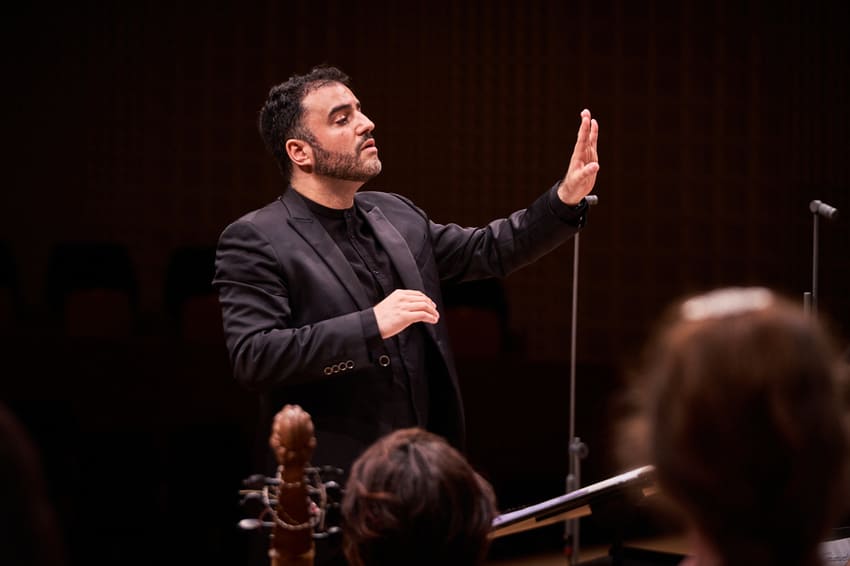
[{"x1": 356, "y1": 112, "x2": 375, "y2": 134}]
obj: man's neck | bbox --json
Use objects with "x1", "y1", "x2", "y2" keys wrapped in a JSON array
[{"x1": 290, "y1": 175, "x2": 362, "y2": 209}]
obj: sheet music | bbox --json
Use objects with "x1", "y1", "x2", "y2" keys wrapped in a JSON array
[{"x1": 491, "y1": 465, "x2": 656, "y2": 535}]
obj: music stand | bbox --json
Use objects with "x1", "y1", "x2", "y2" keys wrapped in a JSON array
[
  {"x1": 564, "y1": 194, "x2": 598, "y2": 564},
  {"x1": 493, "y1": 465, "x2": 657, "y2": 539},
  {"x1": 804, "y1": 199, "x2": 839, "y2": 317}
]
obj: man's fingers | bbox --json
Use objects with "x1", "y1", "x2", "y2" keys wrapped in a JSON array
[
  {"x1": 559, "y1": 109, "x2": 600, "y2": 203},
  {"x1": 569, "y1": 162, "x2": 600, "y2": 187},
  {"x1": 579, "y1": 162, "x2": 600, "y2": 184},
  {"x1": 576, "y1": 109, "x2": 591, "y2": 143},
  {"x1": 393, "y1": 289, "x2": 434, "y2": 303},
  {"x1": 375, "y1": 290, "x2": 440, "y2": 338},
  {"x1": 394, "y1": 290, "x2": 437, "y2": 311},
  {"x1": 404, "y1": 298, "x2": 439, "y2": 321},
  {"x1": 575, "y1": 111, "x2": 598, "y2": 151},
  {"x1": 586, "y1": 119, "x2": 599, "y2": 160},
  {"x1": 579, "y1": 161, "x2": 600, "y2": 177},
  {"x1": 570, "y1": 112, "x2": 596, "y2": 169}
]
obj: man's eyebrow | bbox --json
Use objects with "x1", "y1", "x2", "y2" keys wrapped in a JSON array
[{"x1": 328, "y1": 101, "x2": 360, "y2": 118}]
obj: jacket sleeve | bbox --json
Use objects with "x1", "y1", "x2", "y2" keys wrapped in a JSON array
[
  {"x1": 425, "y1": 183, "x2": 588, "y2": 284},
  {"x1": 212, "y1": 220, "x2": 383, "y2": 392}
]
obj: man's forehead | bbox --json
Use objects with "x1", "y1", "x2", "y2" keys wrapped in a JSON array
[{"x1": 302, "y1": 83, "x2": 358, "y2": 115}]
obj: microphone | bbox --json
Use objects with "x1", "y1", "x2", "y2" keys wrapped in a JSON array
[
  {"x1": 810, "y1": 200, "x2": 839, "y2": 220},
  {"x1": 585, "y1": 195, "x2": 598, "y2": 206}
]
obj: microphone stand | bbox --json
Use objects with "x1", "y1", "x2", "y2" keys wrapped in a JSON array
[
  {"x1": 804, "y1": 199, "x2": 839, "y2": 317},
  {"x1": 564, "y1": 195, "x2": 597, "y2": 566}
]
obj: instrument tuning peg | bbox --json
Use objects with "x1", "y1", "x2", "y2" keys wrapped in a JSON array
[
  {"x1": 238, "y1": 518, "x2": 274, "y2": 530},
  {"x1": 242, "y1": 474, "x2": 270, "y2": 489}
]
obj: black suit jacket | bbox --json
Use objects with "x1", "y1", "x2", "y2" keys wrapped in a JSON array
[{"x1": 213, "y1": 185, "x2": 586, "y2": 473}]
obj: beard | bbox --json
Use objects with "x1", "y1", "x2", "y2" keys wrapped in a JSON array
[{"x1": 311, "y1": 137, "x2": 382, "y2": 182}]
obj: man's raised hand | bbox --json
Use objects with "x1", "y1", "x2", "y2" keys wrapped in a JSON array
[{"x1": 557, "y1": 108, "x2": 600, "y2": 206}]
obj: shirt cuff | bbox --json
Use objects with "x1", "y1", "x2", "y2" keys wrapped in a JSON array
[{"x1": 547, "y1": 182, "x2": 588, "y2": 228}]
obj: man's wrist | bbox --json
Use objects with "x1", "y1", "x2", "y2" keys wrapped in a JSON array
[{"x1": 548, "y1": 183, "x2": 588, "y2": 227}]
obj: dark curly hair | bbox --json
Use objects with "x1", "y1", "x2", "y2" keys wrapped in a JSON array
[
  {"x1": 258, "y1": 65, "x2": 350, "y2": 182},
  {"x1": 341, "y1": 428, "x2": 497, "y2": 566}
]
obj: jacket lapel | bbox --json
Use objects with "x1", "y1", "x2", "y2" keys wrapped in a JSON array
[
  {"x1": 363, "y1": 203, "x2": 440, "y2": 344},
  {"x1": 363, "y1": 204, "x2": 425, "y2": 293},
  {"x1": 281, "y1": 190, "x2": 372, "y2": 310}
]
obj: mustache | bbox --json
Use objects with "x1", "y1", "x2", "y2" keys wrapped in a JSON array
[{"x1": 357, "y1": 133, "x2": 375, "y2": 152}]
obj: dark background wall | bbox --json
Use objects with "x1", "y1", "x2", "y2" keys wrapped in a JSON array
[{"x1": 2, "y1": 1, "x2": 848, "y2": 564}]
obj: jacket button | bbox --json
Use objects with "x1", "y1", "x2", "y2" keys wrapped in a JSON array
[
  {"x1": 378, "y1": 355, "x2": 390, "y2": 367},
  {"x1": 346, "y1": 360, "x2": 355, "y2": 369},
  {"x1": 323, "y1": 367, "x2": 332, "y2": 375}
]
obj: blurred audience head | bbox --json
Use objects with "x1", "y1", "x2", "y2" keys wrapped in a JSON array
[
  {"x1": 0, "y1": 402, "x2": 65, "y2": 566},
  {"x1": 341, "y1": 427, "x2": 497, "y2": 566},
  {"x1": 620, "y1": 287, "x2": 850, "y2": 566}
]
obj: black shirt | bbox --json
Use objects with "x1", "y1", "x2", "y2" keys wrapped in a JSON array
[{"x1": 303, "y1": 197, "x2": 427, "y2": 433}]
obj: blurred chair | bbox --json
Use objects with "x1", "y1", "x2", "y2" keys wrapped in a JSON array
[
  {"x1": 163, "y1": 245, "x2": 222, "y2": 344},
  {"x1": 442, "y1": 278, "x2": 514, "y2": 358},
  {"x1": 45, "y1": 242, "x2": 138, "y2": 339}
]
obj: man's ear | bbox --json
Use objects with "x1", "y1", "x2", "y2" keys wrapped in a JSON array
[{"x1": 286, "y1": 139, "x2": 313, "y2": 168}]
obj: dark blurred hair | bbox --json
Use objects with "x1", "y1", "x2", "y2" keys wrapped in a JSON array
[
  {"x1": 0, "y1": 403, "x2": 66, "y2": 566},
  {"x1": 341, "y1": 428, "x2": 497, "y2": 566},
  {"x1": 257, "y1": 65, "x2": 350, "y2": 183},
  {"x1": 630, "y1": 287, "x2": 850, "y2": 566}
]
